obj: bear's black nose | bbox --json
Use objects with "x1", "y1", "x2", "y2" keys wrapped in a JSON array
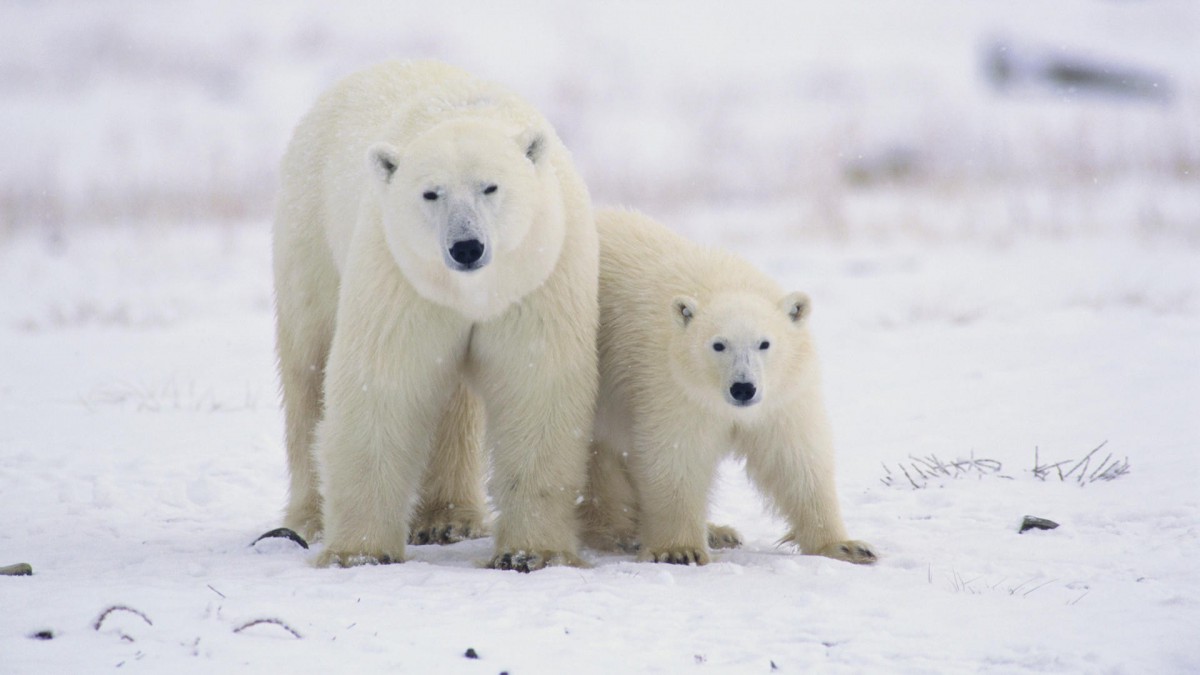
[
  {"x1": 729, "y1": 382, "x2": 757, "y2": 403},
  {"x1": 448, "y1": 239, "x2": 486, "y2": 266}
]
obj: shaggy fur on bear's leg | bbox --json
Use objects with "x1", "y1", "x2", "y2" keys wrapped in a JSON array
[{"x1": 408, "y1": 383, "x2": 488, "y2": 545}]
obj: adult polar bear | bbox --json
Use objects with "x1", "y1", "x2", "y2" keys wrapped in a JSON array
[
  {"x1": 581, "y1": 209, "x2": 875, "y2": 566},
  {"x1": 273, "y1": 60, "x2": 598, "y2": 571}
]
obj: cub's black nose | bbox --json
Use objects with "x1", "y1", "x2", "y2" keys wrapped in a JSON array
[
  {"x1": 729, "y1": 382, "x2": 757, "y2": 403},
  {"x1": 448, "y1": 239, "x2": 485, "y2": 266}
]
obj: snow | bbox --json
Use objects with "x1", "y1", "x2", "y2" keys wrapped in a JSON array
[{"x1": 2, "y1": 1, "x2": 1199, "y2": 672}]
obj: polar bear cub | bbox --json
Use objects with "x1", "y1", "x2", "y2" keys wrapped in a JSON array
[
  {"x1": 580, "y1": 209, "x2": 875, "y2": 565},
  {"x1": 273, "y1": 60, "x2": 598, "y2": 571}
]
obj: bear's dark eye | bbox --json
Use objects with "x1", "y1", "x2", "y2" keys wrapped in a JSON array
[
  {"x1": 422, "y1": 191, "x2": 438, "y2": 201},
  {"x1": 483, "y1": 184, "x2": 498, "y2": 195},
  {"x1": 712, "y1": 342, "x2": 726, "y2": 352},
  {"x1": 759, "y1": 341, "x2": 770, "y2": 350}
]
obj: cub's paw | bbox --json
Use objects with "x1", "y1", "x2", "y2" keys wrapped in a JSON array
[
  {"x1": 706, "y1": 523, "x2": 743, "y2": 550},
  {"x1": 641, "y1": 546, "x2": 711, "y2": 566},
  {"x1": 315, "y1": 548, "x2": 404, "y2": 568},
  {"x1": 816, "y1": 540, "x2": 878, "y2": 565},
  {"x1": 408, "y1": 507, "x2": 487, "y2": 545},
  {"x1": 488, "y1": 549, "x2": 585, "y2": 573}
]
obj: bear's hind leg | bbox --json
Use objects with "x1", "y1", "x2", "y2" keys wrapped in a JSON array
[
  {"x1": 273, "y1": 232, "x2": 338, "y2": 543},
  {"x1": 579, "y1": 438, "x2": 640, "y2": 553},
  {"x1": 278, "y1": 334, "x2": 328, "y2": 543},
  {"x1": 409, "y1": 382, "x2": 489, "y2": 545}
]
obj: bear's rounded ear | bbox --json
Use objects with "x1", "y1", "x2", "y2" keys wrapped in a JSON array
[
  {"x1": 672, "y1": 295, "x2": 698, "y2": 328},
  {"x1": 518, "y1": 129, "x2": 545, "y2": 164},
  {"x1": 782, "y1": 291, "x2": 811, "y2": 324},
  {"x1": 367, "y1": 143, "x2": 400, "y2": 184}
]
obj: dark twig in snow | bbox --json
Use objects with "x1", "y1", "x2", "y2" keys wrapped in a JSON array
[
  {"x1": 233, "y1": 618, "x2": 302, "y2": 639},
  {"x1": 881, "y1": 452, "x2": 1006, "y2": 489},
  {"x1": 1031, "y1": 441, "x2": 1129, "y2": 485},
  {"x1": 1062, "y1": 441, "x2": 1107, "y2": 481},
  {"x1": 94, "y1": 606, "x2": 153, "y2": 631}
]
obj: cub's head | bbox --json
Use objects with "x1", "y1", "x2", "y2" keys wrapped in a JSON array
[
  {"x1": 367, "y1": 117, "x2": 565, "y2": 319},
  {"x1": 667, "y1": 291, "x2": 813, "y2": 413}
]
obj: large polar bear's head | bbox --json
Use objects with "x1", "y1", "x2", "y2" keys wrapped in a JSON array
[
  {"x1": 667, "y1": 290, "x2": 814, "y2": 414},
  {"x1": 368, "y1": 117, "x2": 566, "y2": 320}
]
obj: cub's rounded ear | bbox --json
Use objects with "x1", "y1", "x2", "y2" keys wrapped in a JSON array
[
  {"x1": 672, "y1": 295, "x2": 698, "y2": 327},
  {"x1": 367, "y1": 143, "x2": 400, "y2": 184},
  {"x1": 518, "y1": 128, "x2": 545, "y2": 164},
  {"x1": 782, "y1": 291, "x2": 811, "y2": 324}
]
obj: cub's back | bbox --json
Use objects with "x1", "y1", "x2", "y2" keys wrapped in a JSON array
[{"x1": 596, "y1": 209, "x2": 783, "y2": 321}]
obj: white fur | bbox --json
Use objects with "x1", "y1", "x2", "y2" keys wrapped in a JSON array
[
  {"x1": 273, "y1": 60, "x2": 598, "y2": 570},
  {"x1": 580, "y1": 209, "x2": 875, "y2": 566}
]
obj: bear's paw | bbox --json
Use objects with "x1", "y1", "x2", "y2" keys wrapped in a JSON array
[
  {"x1": 706, "y1": 523, "x2": 743, "y2": 550},
  {"x1": 408, "y1": 507, "x2": 487, "y2": 546},
  {"x1": 815, "y1": 540, "x2": 878, "y2": 565},
  {"x1": 641, "y1": 546, "x2": 711, "y2": 566},
  {"x1": 316, "y1": 548, "x2": 405, "y2": 568},
  {"x1": 488, "y1": 549, "x2": 586, "y2": 573}
]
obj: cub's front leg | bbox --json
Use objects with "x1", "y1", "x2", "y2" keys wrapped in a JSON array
[
  {"x1": 742, "y1": 406, "x2": 877, "y2": 565},
  {"x1": 629, "y1": 410, "x2": 725, "y2": 566}
]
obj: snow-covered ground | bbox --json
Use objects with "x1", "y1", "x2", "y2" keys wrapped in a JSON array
[{"x1": 2, "y1": 1, "x2": 1198, "y2": 673}]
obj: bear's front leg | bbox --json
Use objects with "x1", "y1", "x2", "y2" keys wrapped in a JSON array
[
  {"x1": 471, "y1": 316, "x2": 597, "y2": 572},
  {"x1": 315, "y1": 270, "x2": 470, "y2": 568},
  {"x1": 629, "y1": 410, "x2": 726, "y2": 566},
  {"x1": 741, "y1": 408, "x2": 877, "y2": 565}
]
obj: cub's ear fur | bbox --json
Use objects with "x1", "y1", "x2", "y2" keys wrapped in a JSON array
[
  {"x1": 519, "y1": 129, "x2": 545, "y2": 163},
  {"x1": 367, "y1": 143, "x2": 400, "y2": 184},
  {"x1": 782, "y1": 291, "x2": 811, "y2": 324},
  {"x1": 672, "y1": 296, "x2": 698, "y2": 327}
]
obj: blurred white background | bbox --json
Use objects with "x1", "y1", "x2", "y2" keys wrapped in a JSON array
[{"x1": 2, "y1": 0, "x2": 1196, "y2": 243}]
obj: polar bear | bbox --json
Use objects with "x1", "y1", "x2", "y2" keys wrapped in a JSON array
[
  {"x1": 580, "y1": 209, "x2": 875, "y2": 566},
  {"x1": 272, "y1": 60, "x2": 598, "y2": 571}
]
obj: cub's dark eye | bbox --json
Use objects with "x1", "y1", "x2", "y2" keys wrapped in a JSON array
[
  {"x1": 712, "y1": 342, "x2": 726, "y2": 352},
  {"x1": 422, "y1": 191, "x2": 438, "y2": 201},
  {"x1": 759, "y1": 341, "x2": 770, "y2": 350},
  {"x1": 483, "y1": 184, "x2": 498, "y2": 195}
]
